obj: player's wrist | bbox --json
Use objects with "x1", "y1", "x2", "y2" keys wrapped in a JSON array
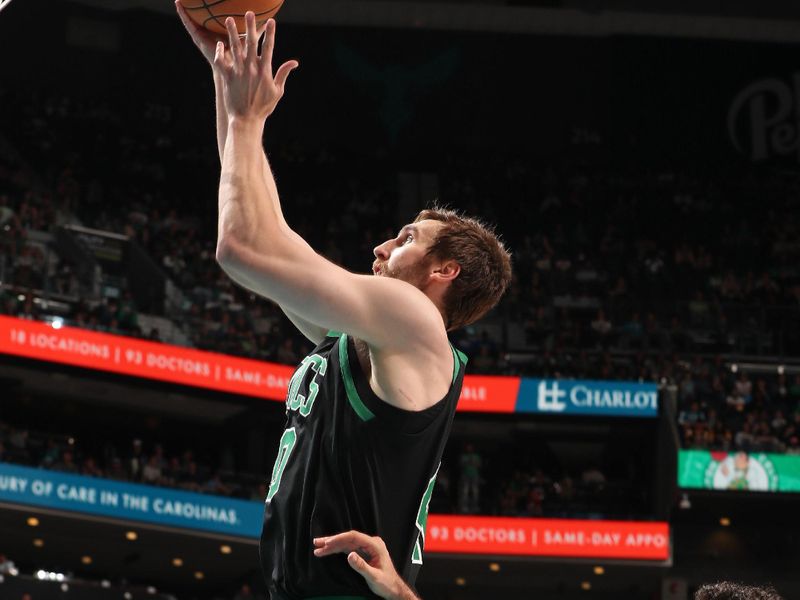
[
  {"x1": 388, "y1": 577, "x2": 418, "y2": 600},
  {"x1": 227, "y1": 114, "x2": 266, "y2": 131}
]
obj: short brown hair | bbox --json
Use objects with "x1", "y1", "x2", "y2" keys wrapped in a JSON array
[
  {"x1": 695, "y1": 582, "x2": 784, "y2": 600},
  {"x1": 414, "y1": 206, "x2": 512, "y2": 331}
]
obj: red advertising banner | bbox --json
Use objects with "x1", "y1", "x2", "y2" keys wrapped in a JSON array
[
  {"x1": 0, "y1": 316, "x2": 294, "y2": 400},
  {"x1": 425, "y1": 515, "x2": 670, "y2": 561},
  {"x1": 456, "y1": 375, "x2": 520, "y2": 413},
  {"x1": 0, "y1": 316, "x2": 521, "y2": 411}
]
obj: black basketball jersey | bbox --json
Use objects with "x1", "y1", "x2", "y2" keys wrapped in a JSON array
[{"x1": 260, "y1": 331, "x2": 467, "y2": 600}]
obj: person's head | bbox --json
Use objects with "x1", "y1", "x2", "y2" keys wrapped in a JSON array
[
  {"x1": 372, "y1": 207, "x2": 512, "y2": 331},
  {"x1": 695, "y1": 582, "x2": 783, "y2": 600}
]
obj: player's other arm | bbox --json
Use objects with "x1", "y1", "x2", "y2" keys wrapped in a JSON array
[
  {"x1": 212, "y1": 15, "x2": 446, "y2": 352},
  {"x1": 176, "y1": 2, "x2": 327, "y2": 345}
]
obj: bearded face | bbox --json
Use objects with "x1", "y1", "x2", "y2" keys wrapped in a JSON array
[
  {"x1": 372, "y1": 221, "x2": 443, "y2": 291},
  {"x1": 373, "y1": 255, "x2": 432, "y2": 290}
]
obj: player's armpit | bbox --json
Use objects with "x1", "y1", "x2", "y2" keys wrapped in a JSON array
[
  {"x1": 216, "y1": 237, "x2": 446, "y2": 351},
  {"x1": 280, "y1": 307, "x2": 328, "y2": 346}
]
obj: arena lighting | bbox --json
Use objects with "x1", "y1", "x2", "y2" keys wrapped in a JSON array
[
  {"x1": 581, "y1": 581, "x2": 592, "y2": 591},
  {"x1": 51, "y1": 317, "x2": 64, "y2": 330},
  {"x1": 488, "y1": 562, "x2": 500, "y2": 572},
  {"x1": 60, "y1": 583, "x2": 69, "y2": 592},
  {"x1": 219, "y1": 544, "x2": 232, "y2": 554},
  {"x1": 194, "y1": 571, "x2": 205, "y2": 580},
  {"x1": 720, "y1": 517, "x2": 731, "y2": 527},
  {"x1": 594, "y1": 566, "x2": 605, "y2": 575},
  {"x1": 33, "y1": 538, "x2": 44, "y2": 547},
  {"x1": 27, "y1": 516, "x2": 39, "y2": 527},
  {"x1": 124, "y1": 593, "x2": 133, "y2": 600},
  {"x1": 731, "y1": 363, "x2": 739, "y2": 373},
  {"x1": 125, "y1": 531, "x2": 138, "y2": 541},
  {"x1": 101, "y1": 580, "x2": 111, "y2": 588},
  {"x1": 35, "y1": 570, "x2": 67, "y2": 581},
  {"x1": 81, "y1": 556, "x2": 92, "y2": 565},
  {"x1": 147, "y1": 586, "x2": 157, "y2": 594},
  {"x1": 172, "y1": 558, "x2": 184, "y2": 567},
  {"x1": 778, "y1": 365, "x2": 785, "y2": 375},
  {"x1": 454, "y1": 577, "x2": 466, "y2": 586},
  {"x1": 679, "y1": 492, "x2": 692, "y2": 509}
]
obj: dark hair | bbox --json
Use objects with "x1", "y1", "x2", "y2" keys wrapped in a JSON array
[
  {"x1": 695, "y1": 582, "x2": 784, "y2": 600},
  {"x1": 414, "y1": 206, "x2": 512, "y2": 331}
]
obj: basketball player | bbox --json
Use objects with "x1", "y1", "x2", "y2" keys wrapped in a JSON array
[{"x1": 176, "y1": 6, "x2": 511, "y2": 599}]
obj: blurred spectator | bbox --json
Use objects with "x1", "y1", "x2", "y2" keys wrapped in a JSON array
[
  {"x1": 233, "y1": 583, "x2": 255, "y2": 600},
  {"x1": 458, "y1": 443, "x2": 482, "y2": 513},
  {"x1": 0, "y1": 553, "x2": 16, "y2": 575}
]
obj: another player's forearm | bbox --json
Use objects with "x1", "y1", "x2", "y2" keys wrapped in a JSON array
[{"x1": 388, "y1": 582, "x2": 422, "y2": 600}]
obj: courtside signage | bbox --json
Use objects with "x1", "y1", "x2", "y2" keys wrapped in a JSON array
[
  {"x1": 0, "y1": 462, "x2": 264, "y2": 538},
  {"x1": 0, "y1": 316, "x2": 654, "y2": 417},
  {"x1": 515, "y1": 378, "x2": 658, "y2": 417},
  {"x1": 425, "y1": 515, "x2": 670, "y2": 561},
  {"x1": 0, "y1": 462, "x2": 669, "y2": 558},
  {"x1": 0, "y1": 316, "x2": 295, "y2": 400},
  {"x1": 678, "y1": 450, "x2": 800, "y2": 493},
  {"x1": 0, "y1": 316, "x2": 520, "y2": 411}
]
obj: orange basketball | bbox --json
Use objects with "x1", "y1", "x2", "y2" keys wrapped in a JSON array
[{"x1": 182, "y1": 0, "x2": 284, "y2": 35}]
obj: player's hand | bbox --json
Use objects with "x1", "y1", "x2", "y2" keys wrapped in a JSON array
[
  {"x1": 175, "y1": 0, "x2": 227, "y2": 68},
  {"x1": 313, "y1": 531, "x2": 419, "y2": 600},
  {"x1": 214, "y1": 12, "x2": 299, "y2": 122}
]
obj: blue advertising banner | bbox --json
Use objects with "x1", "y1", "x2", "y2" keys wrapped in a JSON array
[
  {"x1": 0, "y1": 462, "x2": 264, "y2": 537},
  {"x1": 515, "y1": 379, "x2": 658, "y2": 418}
]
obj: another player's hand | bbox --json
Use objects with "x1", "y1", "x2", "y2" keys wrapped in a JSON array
[
  {"x1": 213, "y1": 12, "x2": 298, "y2": 122},
  {"x1": 175, "y1": 0, "x2": 226, "y2": 67},
  {"x1": 313, "y1": 531, "x2": 420, "y2": 600}
]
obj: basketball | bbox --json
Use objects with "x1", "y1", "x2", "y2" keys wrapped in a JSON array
[{"x1": 181, "y1": 0, "x2": 284, "y2": 34}]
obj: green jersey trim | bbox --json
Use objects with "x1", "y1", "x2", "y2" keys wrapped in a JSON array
[
  {"x1": 454, "y1": 347, "x2": 468, "y2": 366},
  {"x1": 326, "y1": 330, "x2": 344, "y2": 338},
  {"x1": 449, "y1": 345, "x2": 460, "y2": 384},
  {"x1": 338, "y1": 334, "x2": 376, "y2": 422}
]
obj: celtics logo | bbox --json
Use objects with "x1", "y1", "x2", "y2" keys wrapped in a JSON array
[{"x1": 704, "y1": 452, "x2": 779, "y2": 492}]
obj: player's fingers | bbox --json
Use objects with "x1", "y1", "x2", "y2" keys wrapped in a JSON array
[
  {"x1": 313, "y1": 531, "x2": 368, "y2": 554},
  {"x1": 213, "y1": 41, "x2": 230, "y2": 72},
  {"x1": 262, "y1": 19, "x2": 276, "y2": 72},
  {"x1": 225, "y1": 17, "x2": 243, "y2": 65},
  {"x1": 244, "y1": 11, "x2": 258, "y2": 62},
  {"x1": 274, "y1": 60, "x2": 299, "y2": 90},
  {"x1": 347, "y1": 551, "x2": 380, "y2": 579},
  {"x1": 175, "y1": 0, "x2": 196, "y2": 32}
]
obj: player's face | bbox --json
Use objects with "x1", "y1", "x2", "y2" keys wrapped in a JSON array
[{"x1": 372, "y1": 220, "x2": 443, "y2": 290}]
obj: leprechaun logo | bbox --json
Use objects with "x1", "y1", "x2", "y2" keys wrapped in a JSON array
[{"x1": 705, "y1": 452, "x2": 778, "y2": 491}]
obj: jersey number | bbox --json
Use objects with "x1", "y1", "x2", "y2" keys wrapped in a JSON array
[
  {"x1": 266, "y1": 428, "x2": 297, "y2": 503},
  {"x1": 267, "y1": 354, "x2": 329, "y2": 503}
]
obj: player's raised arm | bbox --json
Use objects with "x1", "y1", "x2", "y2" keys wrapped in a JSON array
[
  {"x1": 211, "y1": 14, "x2": 451, "y2": 352},
  {"x1": 177, "y1": 5, "x2": 328, "y2": 344}
]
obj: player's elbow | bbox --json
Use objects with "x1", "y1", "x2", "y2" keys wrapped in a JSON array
[
  {"x1": 215, "y1": 237, "x2": 240, "y2": 270},
  {"x1": 215, "y1": 236, "x2": 255, "y2": 283}
]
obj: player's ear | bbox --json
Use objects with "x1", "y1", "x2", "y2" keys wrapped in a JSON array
[{"x1": 431, "y1": 259, "x2": 460, "y2": 283}]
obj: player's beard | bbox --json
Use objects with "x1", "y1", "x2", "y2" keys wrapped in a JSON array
[{"x1": 376, "y1": 258, "x2": 431, "y2": 291}]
